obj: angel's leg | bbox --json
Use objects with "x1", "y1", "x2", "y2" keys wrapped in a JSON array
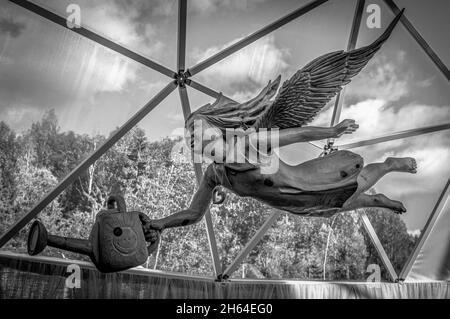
[
  {"x1": 343, "y1": 157, "x2": 417, "y2": 211},
  {"x1": 353, "y1": 157, "x2": 417, "y2": 196},
  {"x1": 252, "y1": 119, "x2": 358, "y2": 148},
  {"x1": 340, "y1": 193, "x2": 406, "y2": 214}
]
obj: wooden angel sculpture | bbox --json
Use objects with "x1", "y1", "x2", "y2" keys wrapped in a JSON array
[{"x1": 141, "y1": 9, "x2": 417, "y2": 241}]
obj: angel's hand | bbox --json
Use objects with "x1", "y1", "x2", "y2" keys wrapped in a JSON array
[
  {"x1": 144, "y1": 228, "x2": 160, "y2": 243},
  {"x1": 139, "y1": 213, "x2": 164, "y2": 242},
  {"x1": 333, "y1": 119, "x2": 359, "y2": 138}
]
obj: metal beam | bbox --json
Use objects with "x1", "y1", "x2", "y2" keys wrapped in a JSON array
[
  {"x1": 399, "y1": 178, "x2": 450, "y2": 280},
  {"x1": 329, "y1": 0, "x2": 365, "y2": 129},
  {"x1": 178, "y1": 85, "x2": 223, "y2": 277},
  {"x1": 187, "y1": 0, "x2": 329, "y2": 76},
  {"x1": 9, "y1": 0, "x2": 177, "y2": 79},
  {"x1": 383, "y1": 0, "x2": 450, "y2": 82},
  {"x1": 360, "y1": 211, "x2": 398, "y2": 282},
  {"x1": 0, "y1": 82, "x2": 177, "y2": 248},
  {"x1": 177, "y1": 0, "x2": 187, "y2": 71},
  {"x1": 337, "y1": 123, "x2": 450, "y2": 150},
  {"x1": 187, "y1": 79, "x2": 236, "y2": 102},
  {"x1": 309, "y1": 141, "x2": 324, "y2": 150},
  {"x1": 178, "y1": 86, "x2": 191, "y2": 120},
  {"x1": 223, "y1": 211, "x2": 282, "y2": 278},
  {"x1": 193, "y1": 164, "x2": 223, "y2": 277}
]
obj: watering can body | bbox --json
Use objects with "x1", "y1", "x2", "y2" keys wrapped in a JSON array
[
  {"x1": 28, "y1": 195, "x2": 153, "y2": 273},
  {"x1": 89, "y1": 209, "x2": 148, "y2": 272}
]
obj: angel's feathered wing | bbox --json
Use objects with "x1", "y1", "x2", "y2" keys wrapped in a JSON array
[
  {"x1": 185, "y1": 76, "x2": 281, "y2": 133},
  {"x1": 254, "y1": 9, "x2": 404, "y2": 130}
]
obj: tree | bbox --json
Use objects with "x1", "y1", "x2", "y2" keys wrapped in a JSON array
[
  {"x1": 325, "y1": 212, "x2": 368, "y2": 280},
  {"x1": 0, "y1": 122, "x2": 21, "y2": 239},
  {"x1": 3, "y1": 151, "x2": 61, "y2": 253}
]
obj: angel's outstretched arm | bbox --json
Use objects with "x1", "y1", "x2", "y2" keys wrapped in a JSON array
[
  {"x1": 251, "y1": 119, "x2": 359, "y2": 148},
  {"x1": 140, "y1": 164, "x2": 218, "y2": 236}
]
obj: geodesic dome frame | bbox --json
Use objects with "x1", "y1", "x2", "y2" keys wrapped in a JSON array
[{"x1": 1, "y1": 0, "x2": 449, "y2": 282}]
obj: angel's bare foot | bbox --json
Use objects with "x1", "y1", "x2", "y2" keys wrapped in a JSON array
[
  {"x1": 390, "y1": 199, "x2": 407, "y2": 215},
  {"x1": 386, "y1": 157, "x2": 417, "y2": 174},
  {"x1": 334, "y1": 119, "x2": 359, "y2": 137},
  {"x1": 342, "y1": 193, "x2": 407, "y2": 214}
]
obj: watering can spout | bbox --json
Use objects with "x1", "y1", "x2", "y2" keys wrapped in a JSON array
[{"x1": 28, "y1": 220, "x2": 93, "y2": 258}]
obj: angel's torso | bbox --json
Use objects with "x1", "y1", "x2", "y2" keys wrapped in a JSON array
[{"x1": 211, "y1": 150, "x2": 363, "y2": 218}]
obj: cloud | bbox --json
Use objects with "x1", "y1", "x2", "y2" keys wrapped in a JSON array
[
  {"x1": 192, "y1": 35, "x2": 290, "y2": 101},
  {"x1": 189, "y1": 0, "x2": 269, "y2": 14},
  {"x1": 408, "y1": 229, "x2": 421, "y2": 237},
  {"x1": 0, "y1": 17, "x2": 26, "y2": 38},
  {"x1": 170, "y1": 127, "x2": 186, "y2": 139},
  {"x1": 314, "y1": 99, "x2": 450, "y2": 142},
  {"x1": 73, "y1": 1, "x2": 165, "y2": 58},
  {"x1": 113, "y1": 0, "x2": 176, "y2": 19},
  {"x1": 71, "y1": 45, "x2": 139, "y2": 94},
  {"x1": 312, "y1": 98, "x2": 450, "y2": 197},
  {"x1": 346, "y1": 52, "x2": 411, "y2": 103},
  {"x1": 113, "y1": 0, "x2": 269, "y2": 18}
]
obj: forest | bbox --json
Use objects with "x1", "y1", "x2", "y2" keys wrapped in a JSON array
[{"x1": 0, "y1": 109, "x2": 419, "y2": 281}]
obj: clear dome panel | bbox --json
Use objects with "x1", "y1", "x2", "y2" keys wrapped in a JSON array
[
  {"x1": 0, "y1": 0, "x2": 170, "y2": 138},
  {"x1": 335, "y1": 0, "x2": 450, "y2": 143},
  {"x1": 235, "y1": 211, "x2": 372, "y2": 281}
]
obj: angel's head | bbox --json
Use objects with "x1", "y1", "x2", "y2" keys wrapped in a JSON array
[{"x1": 184, "y1": 114, "x2": 226, "y2": 162}]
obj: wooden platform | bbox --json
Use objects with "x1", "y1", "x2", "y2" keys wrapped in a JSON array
[{"x1": 0, "y1": 252, "x2": 449, "y2": 299}]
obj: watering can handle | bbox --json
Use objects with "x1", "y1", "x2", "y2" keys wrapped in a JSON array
[{"x1": 107, "y1": 195, "x2": 127, "y2": 213}]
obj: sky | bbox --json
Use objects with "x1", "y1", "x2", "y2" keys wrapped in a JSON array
[{"x1": 0, "y1": 0, "x2": 449, "y2": 232}]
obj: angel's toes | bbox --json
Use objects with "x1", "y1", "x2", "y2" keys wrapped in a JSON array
[
  {"x1": 392, "y1": 201, "x2": 407, "y2": 214},
  {"x1": 386, "y1": 157, "x2": 417, "y2": 173},
  {"x1": 410, "y1": 158, "x2": 418, "y2": 173},
  {"x1": 404, "y1": 157, "x2": 417, "y2": 173}
]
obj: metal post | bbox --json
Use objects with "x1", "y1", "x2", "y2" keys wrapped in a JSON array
[
  {"x1": 360, "y1": 211, "x2": 398, "y2": 282},
  {"x1": 176, "y1": 8, "x2": 224, "y2": 275},
  {"x1": 323, "y1": 0, "x2": 399, "y2": 282},
  {"x1": 175, "y1": 0, "x2": 222, "y2": 276},
  {"x1": 177, "y1": 0, "x2": 187, "y2": 72},
  {"x1": 329, "y1": 0, "x2": 365, "y2": 129},
  {"x1": 0, "y1": 82, "x2": 177, "y2": 248},
  {"x1": 177, "y1": 85, "x2": 223, "y2": 276}
]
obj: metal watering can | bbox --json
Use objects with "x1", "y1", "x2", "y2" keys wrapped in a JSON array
[{"x1": 27, "y1": 195, "x2": 158, "y2": 273}]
